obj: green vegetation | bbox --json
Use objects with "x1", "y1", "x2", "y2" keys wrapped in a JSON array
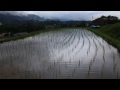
[
  {"x1": 0, "y1": 29, "x2": 53, "y2": 43},
  {"x1": 86, "y1": 23, "x2": 120, "y2": 51},
  {"x1": 93, "y1": 15, "x2": 119, "y2": 25},
  {"x1": 0, "y1": 20, "x2": 89, "y2": 33}
]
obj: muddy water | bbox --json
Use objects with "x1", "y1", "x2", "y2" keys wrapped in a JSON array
[{"x1": 0, "y1": 28, "x2": 120, "y2": 79}]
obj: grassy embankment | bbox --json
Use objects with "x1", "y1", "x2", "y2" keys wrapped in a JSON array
[
  {"x1": 86, "y1": 23, "x2": 120, "y2": 51},
  {"x1": 0, "y1": 29, "x2": 58, "y2": 43}
]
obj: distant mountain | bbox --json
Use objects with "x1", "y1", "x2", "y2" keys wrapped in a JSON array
[
  {"x1": 26, "y1": 14, "x2": 45, "y2": 21},
  {"x1": 0, "y1": 13, "x2": 45, "y2": 25},
  {"x1": 0, "y1": 13, "x2": 92, "y2": 26}
]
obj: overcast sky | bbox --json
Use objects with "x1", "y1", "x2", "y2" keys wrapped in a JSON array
[{"x1": 0, "y1": 11, "x2": 120, "y2": 21}]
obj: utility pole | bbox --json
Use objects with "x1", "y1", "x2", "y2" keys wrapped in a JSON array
[{"x1": 92, "y1": 16, "x2": 93, "y2": 21}]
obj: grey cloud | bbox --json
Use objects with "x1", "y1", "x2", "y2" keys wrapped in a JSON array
[
  {"x1": 0, "y1": 11, "x2": 27, "y2": 16},
  {"x1": 0, "y1": 11, "x2": 120, "y2": 20}
]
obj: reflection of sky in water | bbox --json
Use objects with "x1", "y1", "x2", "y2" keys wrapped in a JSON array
[{"x1": 0, "y1": 29, "x2": 120, "y2": 79}]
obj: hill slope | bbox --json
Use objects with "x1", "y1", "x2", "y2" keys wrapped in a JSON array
[
  {"x1": 99, "y1": 23, "x2": 120, "y2": 40},
  {"x1": 86, "y1": 23, "x2": 120, "y2": 51},
  {"x1": 0, "y1": 13, "x2": 45, "y2": 25}
]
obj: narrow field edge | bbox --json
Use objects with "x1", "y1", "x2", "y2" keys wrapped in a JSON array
[
  {"x1": 0, "y1": 27, "x2": 78, "y2": 43},
  {"x1": 86, "y1": 27, "x2": 120, "y2": 52}
]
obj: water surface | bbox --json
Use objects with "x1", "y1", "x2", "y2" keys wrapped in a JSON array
[{"x1": 0, "y1": 28, "x2": 120, "y2": 79}]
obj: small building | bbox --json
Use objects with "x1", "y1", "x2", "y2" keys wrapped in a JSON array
[
  {"x1": 85, "y1": 23, "x2": 89, "y2": 26},
  {"x1": 18, "y1": 32, "x2": 28, "y2": 35},
  {"x1": 90, "y1": 25, "x2": 101, "y2": 28},
  {"x1": 12, "y1": 32, "x2": 28, "y2": 37},
  {"x1": 45, "y1": 25, "x2": 55, "y2": 29},
  {"x1": 0, "y1": 33, "x2": 4, "y2": 37},
  {"x1": 0, "y1": 22, "x2": 2, "y2": 26},
  {"x1": 12, "y1": 33, "x2": 20, "y2": 37},
  {"x1": 0, "y1": 33, "x2": 7, "y2": 37}
]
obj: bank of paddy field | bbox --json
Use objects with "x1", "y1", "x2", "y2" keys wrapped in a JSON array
[{"x1": 86, "y1": 23, "x2": 120, "y2": 52}]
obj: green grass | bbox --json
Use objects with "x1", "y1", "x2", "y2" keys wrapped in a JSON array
[
  {"x1": 0, "y1": 28, "x2": 63, "y2": 43},
  {"x1": 86, "y1": 23, "x2": 120, "y2": 52}
]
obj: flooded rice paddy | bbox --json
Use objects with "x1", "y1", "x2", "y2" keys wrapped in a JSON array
[{"x1": 0, "y1": 28, "x2": 120, "y2": 79}]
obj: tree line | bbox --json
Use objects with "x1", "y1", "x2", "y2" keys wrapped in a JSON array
[
  {"x1": 92, "y1": 15, "x2": 119, "y2": 25},
  {"x1": 0, "y1": 20, "x2": 90, "y2": 33}
]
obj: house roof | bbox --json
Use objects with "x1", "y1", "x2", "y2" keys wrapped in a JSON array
[{"x1": 0, "y1": 22, "x2": 2, "y2": 25}]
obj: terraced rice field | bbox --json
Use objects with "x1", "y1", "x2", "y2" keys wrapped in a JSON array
[{"x1": 0, "y1": 28, "x2": 120, "y2": 79}]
